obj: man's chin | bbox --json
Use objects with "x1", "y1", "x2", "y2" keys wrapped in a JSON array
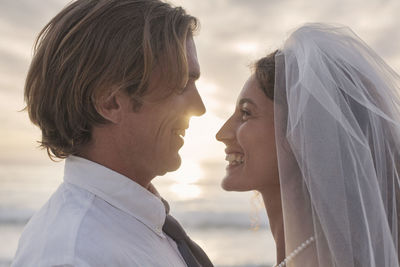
[
  {"x1": 158, "y1": 155, "x2": 181, "y2": 176},
  {"x1": 169, "y1": 154, "x2": 182, "y2": 171}
]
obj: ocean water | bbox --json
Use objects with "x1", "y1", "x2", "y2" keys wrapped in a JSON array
[{"x1": 0, "y1": 160, "x2": 276, "y2": 267}]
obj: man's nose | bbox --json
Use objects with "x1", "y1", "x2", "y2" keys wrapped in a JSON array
[{"x1": 188, "y1": 87, "x2": 206, "y2": 117}]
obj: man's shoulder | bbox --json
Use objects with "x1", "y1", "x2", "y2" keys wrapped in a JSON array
[
  {"x1": 12, "y1": 255, "x2": 92, "y2": 267},
  {"x1": 13, "y1": 181, "x2": 162, "y2": 267},
  {"x1": 24, "y1": 182, "x2": 95, "y2": 236},
  {"x1": 12, "y1": 183, "x2": 96, "y2": 267}
]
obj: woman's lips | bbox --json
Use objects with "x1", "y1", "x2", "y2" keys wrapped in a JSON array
[{"x1": 225, "y1": 153, "x2": 244, "y2": 166}]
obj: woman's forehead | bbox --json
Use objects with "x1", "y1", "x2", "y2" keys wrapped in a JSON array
[{"x1": 237, "y1": 75, "x2": 270, "y2": 105}]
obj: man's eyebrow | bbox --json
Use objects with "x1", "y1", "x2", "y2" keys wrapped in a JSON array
[
  {"x1": 238, "y1": 98, "x2": 256, "y2": 106},
  {"x1": 189, "y1": 71, "x2": 200, "y2": 80}
]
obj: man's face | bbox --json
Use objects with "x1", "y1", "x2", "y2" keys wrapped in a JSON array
[{"x1": 116, "y1": 37, "x2": 205, "y2": 181}]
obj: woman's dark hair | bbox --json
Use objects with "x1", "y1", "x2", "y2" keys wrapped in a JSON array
[{"x1": 254, "y1": 50, "x2": 278, "y2": 100}]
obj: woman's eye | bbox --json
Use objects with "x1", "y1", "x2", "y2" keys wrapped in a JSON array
[{"x1": 240, "y1": 109, "x2": 251, "y2": 121}]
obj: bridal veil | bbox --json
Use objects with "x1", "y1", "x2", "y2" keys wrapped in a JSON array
[{"x1": 274, "y1": 23, "x2": 400, "y2": 266}]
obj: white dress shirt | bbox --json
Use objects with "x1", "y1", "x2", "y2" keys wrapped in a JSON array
[{"x1": 12, "y1": 156, "x2": 187, "y2": 267}]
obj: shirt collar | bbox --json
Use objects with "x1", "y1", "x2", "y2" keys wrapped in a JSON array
[{"x1": 63, "y1": 155, "x2": 166, "y2": 237}]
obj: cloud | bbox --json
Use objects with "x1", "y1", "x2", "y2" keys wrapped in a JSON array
[
  {"x1": 1, "y1": 0, "x2": 400, "y2": 164},
  {"x1": 0, "y1": 0, "x2": 67, "y2": 32},
  {"x1": 176, "y1": 0, "x2": 400, "y2": 120}
]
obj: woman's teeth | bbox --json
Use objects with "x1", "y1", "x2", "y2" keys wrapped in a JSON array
[{"x1": 225, "y1": 153, "x2": 244, "y2": 166}]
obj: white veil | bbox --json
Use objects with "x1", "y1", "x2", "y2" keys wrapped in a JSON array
[{"x1": 274, "y1": 23, "x2": 400, "y2": 266}]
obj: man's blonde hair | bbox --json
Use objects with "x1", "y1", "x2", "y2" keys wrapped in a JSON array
[{"x1": 24, "y1": 0, "x2": 199, "y2": 160}]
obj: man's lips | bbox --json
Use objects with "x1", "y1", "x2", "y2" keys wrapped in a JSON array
[{"x1": 173, "y1": 129, "x2": 186, "y2": 137}]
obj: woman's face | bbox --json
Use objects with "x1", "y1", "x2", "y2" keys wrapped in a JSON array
[{"x1": 216, "y1": 74, "x2": 279, "y2": 191}]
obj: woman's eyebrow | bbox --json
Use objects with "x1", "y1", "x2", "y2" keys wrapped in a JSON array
[{"x1": 238, "y1": 98, "x2": 256, "y2": 107}]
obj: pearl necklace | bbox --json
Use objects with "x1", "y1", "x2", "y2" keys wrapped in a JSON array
[{"x1": 273, "y1": 236, "x2": 315, "y2": 267}]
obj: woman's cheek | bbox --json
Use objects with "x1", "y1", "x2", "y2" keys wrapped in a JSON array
[{"x1": 236, "y1": 125, "x2": 249, "y2": 150}]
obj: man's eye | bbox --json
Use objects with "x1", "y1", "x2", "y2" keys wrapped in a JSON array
[{"x1": 175, "y1": 86, "x2": 186, "y2": 95}]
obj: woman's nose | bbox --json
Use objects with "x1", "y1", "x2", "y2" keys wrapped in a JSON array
[{"x1": 216, "y1": 117, "x2": 234, "y2": 143}]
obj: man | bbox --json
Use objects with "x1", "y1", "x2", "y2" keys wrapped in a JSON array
[{"x1": 12, "y1": 0, "x2": 212, "y2": 266}]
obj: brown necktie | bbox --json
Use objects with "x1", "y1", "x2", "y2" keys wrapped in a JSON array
[{"x1": 161, "y1": 199, "x2": 213, "y2": 267}]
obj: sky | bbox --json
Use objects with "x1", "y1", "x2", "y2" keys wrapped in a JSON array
[{"x1": 1, "y1": 0, "x2": 400, "y2": 182}]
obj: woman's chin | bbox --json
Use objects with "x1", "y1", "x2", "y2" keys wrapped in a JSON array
[{"x1": 221, "y1": 176, "x2": 251, "y2": 192}]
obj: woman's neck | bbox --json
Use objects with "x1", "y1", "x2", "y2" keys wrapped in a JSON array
[{"x1": 260, "y1": 185, "x2": 285, "y2": 264}]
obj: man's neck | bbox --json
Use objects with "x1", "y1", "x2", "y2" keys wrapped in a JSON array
[{"x1": 77, "y1": 144, "x2": 152, "y2": 188}]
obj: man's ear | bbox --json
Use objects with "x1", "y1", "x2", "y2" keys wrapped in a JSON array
[{"x1": 96, "y1": 90, "x2": 127, "y2": 124}]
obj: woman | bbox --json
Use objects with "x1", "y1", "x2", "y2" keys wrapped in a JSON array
[{"x1": 216, "y1": 23, "x2": 400, "y2": 266}]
